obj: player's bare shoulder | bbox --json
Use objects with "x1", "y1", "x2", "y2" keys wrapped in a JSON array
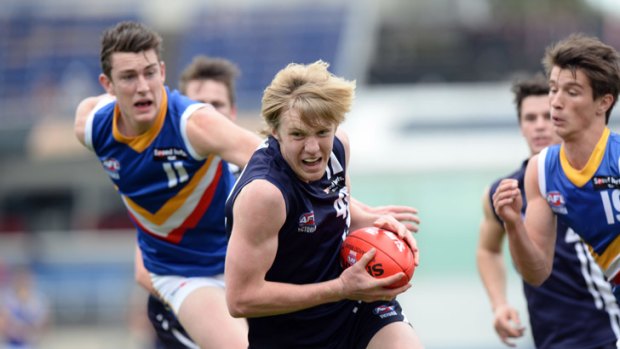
[
  {"x1": 524, "y1": 153, "x2": 541, "y2": 198},
  {"x1": 238, "y1": 179, "x2": 283, "y2": 209},
  {"x1": 74, "y1": 94, "x2": 115, "y2": 145}
]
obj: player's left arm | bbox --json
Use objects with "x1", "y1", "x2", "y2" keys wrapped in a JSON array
[
  {"x1": 477, "y1": 187, "x2": 525, "y2": 345},
  {"x1": 186, "y1": 106, "x2": 262, "y2": 167},
  {"x1": 337, "y1": 128, "x2": 376, "y2": 230},
  {"x1": 350, "y1": 198, "x2": 420, "y2": 232},
  {"x1": 506, "y1": 155, "x2": 556, "y2": 285},
  {"x1": 337, "y1": 129, "x2": 419, "y2": 265}
]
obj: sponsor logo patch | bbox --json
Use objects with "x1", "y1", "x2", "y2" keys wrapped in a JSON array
[
  {"x1": 373, "y1": 304, "x2": 397, "y2": 319},
  {"x1": 153, "y1": 147, "x2": 189, "y2": 161},
  {"x1": 593, "y1": 176, "x2": 620, "y2": 190}
]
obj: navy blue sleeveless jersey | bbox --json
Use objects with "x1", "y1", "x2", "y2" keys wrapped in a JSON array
[
  {"x1": 225, "y1": 136, "x2": 407, "y2": 348},
  {"x1": 490, "y1": 159, "x2": 620, "y2": 348}
]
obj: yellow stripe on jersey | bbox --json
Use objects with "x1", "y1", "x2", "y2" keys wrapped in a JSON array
[
  {"x1": 112, "y1": 86, "x2": 168, "y2": 153},
  {"x1": 588, "y1": 233, "x2": 620, "y2": 279},
  {"x1": 123, "y1": 155, "x2": 215, "y2": 225},
  {"x1": 560, "y1": 127, "x2": 610, "y2": 188}
]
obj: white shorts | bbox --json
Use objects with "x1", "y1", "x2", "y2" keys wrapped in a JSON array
[{"x1": 150, "y1": 273, "x2": 226, "y2": 315}]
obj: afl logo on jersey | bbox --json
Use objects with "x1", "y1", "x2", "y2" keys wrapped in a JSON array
[
  {"x1": 102, "y1": 157, "x2": 120, "y2": 180},
  {"x1": 546, "y1": 191, "x2": 567, "y2": 214},
  {"x1": 298, "y1": 211, "x2": 317, "y2": 234}
]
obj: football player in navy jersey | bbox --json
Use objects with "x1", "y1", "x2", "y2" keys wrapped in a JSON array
[
  {"x1": 494, "y1": 34, "x2": 620, "y2": 338},
  {"x1": 479, "y1": 74, "x2": 620, "y2": 348},
  {"x1": 225, "y1": 60, "x2": 423, "y2": 348}
]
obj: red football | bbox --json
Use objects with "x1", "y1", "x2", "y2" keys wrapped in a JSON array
[{"x1": 340, "y1": 227, "x2": 415, "y2": 288}]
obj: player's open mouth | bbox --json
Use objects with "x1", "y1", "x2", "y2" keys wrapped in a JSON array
[
  {"x1": 135, "y1": 101, "x2": 153, "y2": 108},
  {"x1": 303, "y1": 158, "x2": 321, "y2": 166}
]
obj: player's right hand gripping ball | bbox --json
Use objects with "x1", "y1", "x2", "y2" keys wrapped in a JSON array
[{"x1": 340, "y1": 227, "x2": 416, "y2": 288}]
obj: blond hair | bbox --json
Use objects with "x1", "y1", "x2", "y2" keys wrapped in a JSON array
[{"x1": 261, "y1": 60, "x2": 355, "y2": 134}]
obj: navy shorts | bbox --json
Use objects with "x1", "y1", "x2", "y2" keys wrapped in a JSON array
[
  {"x1": 248, "y1": 299, "x2": 410, "y2": 349},
  {"x1": 147, "y1": 295, "x2": 197, "y2": 349},
  {"x1": 344, "y1": 300, "x2": 410, "y2": 349}
]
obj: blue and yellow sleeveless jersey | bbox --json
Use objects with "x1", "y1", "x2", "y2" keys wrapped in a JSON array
[
  {"x1": 539, "y1": 127, "x2": 620, "y2": 284},
  {"x1": 84, "y1": 86, "x2": 235, "y2": 276}
]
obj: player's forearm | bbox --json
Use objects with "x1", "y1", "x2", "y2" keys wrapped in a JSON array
[
  {"x1": 349, "y1": 201, "x2": 381, "y2": 232},
  {"x1": 476, "y1": 249, "x2": 509, "y2": 310},
  {"x1": 227, "y1": 278, "x2": 344, "y2": 318},
  {"x1": 504, "y1": 221, "x2": 551, "y2": 286}
]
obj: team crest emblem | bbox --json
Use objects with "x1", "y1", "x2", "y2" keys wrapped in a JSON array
[
  {"x1": 298, "y1": 212, "x2": 317, "y2": 233},
  {"x1": 546, "y1": 191, "x2": 567, "y2": 214},
  {"x1": 102, "y1": 157, "x2": 120, "y2": 179}
]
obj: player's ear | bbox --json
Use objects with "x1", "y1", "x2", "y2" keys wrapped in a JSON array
[
  {"x1": 99, "y1": 73, "x2": 115, "y2": 96},
  {"x1": 598, "y1": 94, "x2": 614, "y2": 116},
  {"x1": 159, "y1": 61, "x2": 166, "y2": 82}
]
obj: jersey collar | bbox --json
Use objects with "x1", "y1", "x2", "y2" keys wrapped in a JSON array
[
  {"x1": 112, "y1": 86, "x2": 168, "y2": 153},
  {"x1": 560, "y1": 127, "x2": 610, "y2": 187}
]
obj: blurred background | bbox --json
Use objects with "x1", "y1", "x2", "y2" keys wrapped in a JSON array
[{"x1": 1, "y1": 0, "x2": 619, "y2": 347}]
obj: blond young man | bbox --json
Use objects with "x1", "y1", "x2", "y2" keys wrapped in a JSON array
[{"x1": 225, "y1": 61, "x2": 423, "y2": 348}]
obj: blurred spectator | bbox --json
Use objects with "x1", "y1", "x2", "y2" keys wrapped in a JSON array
[{"x1": 0, "y1": 266, "x2": 49, "y2": 349}]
